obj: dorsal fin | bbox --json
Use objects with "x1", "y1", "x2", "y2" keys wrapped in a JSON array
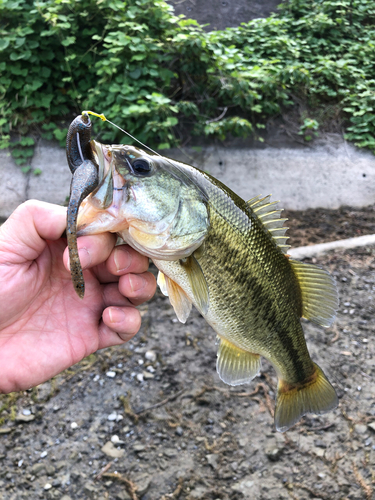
[{"x1": 247, "y1": 194, "x2": 290, "y2": 253}]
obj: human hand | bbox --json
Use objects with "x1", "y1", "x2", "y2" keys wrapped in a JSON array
[{"x1": 0, "y1": 200, "x2": 156, "y2": 393}]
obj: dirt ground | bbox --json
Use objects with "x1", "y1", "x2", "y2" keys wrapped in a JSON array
[{"x1": 0, "y1": 203, "x2": 374, "y2": 500}]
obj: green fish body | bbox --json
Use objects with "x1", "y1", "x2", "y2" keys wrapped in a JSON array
[{"x1": 75, "y1": 141, "x2": 339, "y2": 432}]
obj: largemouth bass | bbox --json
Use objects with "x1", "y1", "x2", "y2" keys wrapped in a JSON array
[{"x1": 66, "y1": 115, "x2": 339, "y2": 432}]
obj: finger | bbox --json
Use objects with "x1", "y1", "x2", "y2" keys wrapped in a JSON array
[
  {"x1": 63, "y1": 232, "x2": 117, "y2": 272},
  {"x1": 0, "y1": 200, "x2": 66, "y2": 263},
  {"x1": 91, "y1": 262, "x2": 120, "y2": 284},
  {"x1": 101, "y1": 282, "x2": 133, "y2": 308},
  {"x1": 118, "y1": 271, "x2": 156, "y2": 306},
  {"x1": 98, "y1": 306, "x2": 141, "y2": 347},
  {"x1": 106, "y1": 244, "x2": 150, "y2": 276}
]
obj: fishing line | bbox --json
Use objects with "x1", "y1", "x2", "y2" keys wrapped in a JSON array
[
  {"x1": 81, "y1": 110, "x2": 208, "y2": 200},
  {"x1": 82, "y1": 110, "x2": 163, "y2": 158}
]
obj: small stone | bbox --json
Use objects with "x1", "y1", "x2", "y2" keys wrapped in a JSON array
[
  {"x1": 18, "y1": 459, "x2": 23, "y2": 467},
  {"x1": 143, "y1": 371, "x2": 154, "y2": 379},
  {"x1": 22, "y1": 409, "x2": 31, "y2": 416},
  {"x1": 45, "y1": 465, "x2": 56, "y2": 476},
  {"x1": 40, "y1": 451, "x2": 48, "y2": 458},
  {"x1": 30, "y1": 463, "x2": 45, "y2": 475},
  {"x1": 136, "y1": 373, "x2": 144, "y2": 382},
  {"x1": 134, "y1": 473, "x2": 151, "y2": 496},
  {"x1": 206, "y1": 453, "x2": 219, "y2": 469},
  {"x1": 106, "y1": 371, "x2": 116, "y2": 378},
  {"x1": 133, "y1": 444, "x2": 146, "y2": 452},
  {"x1": 354, "y1": 424, "x2": 367, "y2": 434},
  {"x1": 83, "y1": 482, "x2": 96, "y2": 497},
  {"x1": 44, "y1": 483, "x2": 52, "y2": 490},
  {"x1": 175, "y1": 426, "x2": 183, "y2": 436},
  {"x1": 313, "y1": 448, "x2": 325, "y2": 457},
  {"x1": 368, "y1": 422, "x2": 375, "y2": 432},
  {"x1": 101, "y1": 441, "x2": 125, "y2": 458},
  {"x1": 145, "y1": 350, "x2": 157, "y2": 362},
  {"x1": 111, "y1": 435, "x2": 124, "y2": 445},
  {"x1": 60, "y1": 496, "x2": 72, "y2": 500},
  {"x1": 0, "y1": 427, "x2": 12, "y2": 434},
  {"x1": 115, "y1": 491, "x2": 131, "y2": 500},
  {"x1": 107, "y1": 412, "x2": 118, "y2": 421},
  {"x1": 147, "y1": 365, "x2": 155, "y2": 373},
  {"x1": 314, "y1": 440, "x2": 326, "y2": 448},
  {"x1": 265, "y1": 447, "x2": 283, "y2": 461},
  {"x1": 231, "y1": 477, "x2": 255, "y2": 493},
  {"x1": 15, "y1": 413, "x2": 35, "y2": 423},
  {"x1": 70, "y1": 422, "x2": 78, "y2": 429},
  {"x1": 163, "y1": 448, "x2": 177, "y2": 458}
]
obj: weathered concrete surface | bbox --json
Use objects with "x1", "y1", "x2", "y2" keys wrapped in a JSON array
[
  {"x1": 168, "y1": 137, "x2": 375, "y2": 210},
  {"x1": 0, "y1": 149, "x2": 27, "y2": 216},
  {"x1": 27, "y1": 142, "x2": 71, "y2": 206},
  {"x1": 1, "y1": 136, "x2": 374, "y2": 219},
  {"x1": 167, "y1": 0, "x2": 281, "y2": 31}
]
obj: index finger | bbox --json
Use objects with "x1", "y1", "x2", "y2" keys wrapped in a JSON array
[{"x1": 63, "y1": 232, "x2": 117, "y2": 272}]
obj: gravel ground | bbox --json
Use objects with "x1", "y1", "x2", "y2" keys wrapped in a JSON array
[{"x1": 0, "y1": 205, "x2": 374, "y2": 500}]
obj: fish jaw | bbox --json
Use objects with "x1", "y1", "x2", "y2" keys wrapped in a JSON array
[{"x1": 76, "y1": 198, "x2": 129, "y2": 236}]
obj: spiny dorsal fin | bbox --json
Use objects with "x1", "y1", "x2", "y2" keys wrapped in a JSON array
[
  {"x1": 290, "y1": 259, "x2": 339, "y2": 327},
  {"x1": 246, "y1": 194, "x2": 290, "y2": 253}
]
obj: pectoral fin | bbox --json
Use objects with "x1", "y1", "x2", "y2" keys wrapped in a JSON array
[
  {"x1": 180, "y1": 254, "x2": 209, "y2": 315},
  {"x1": 216, "y1": 337, "x2": 261, "y2": 386},
  {"x1": 163, "y1": 275, "x2": 192, "y2": 323}
]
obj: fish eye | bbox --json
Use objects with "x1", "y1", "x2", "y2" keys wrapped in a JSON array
[{"x1": 132, "y1": 159, "x2": 152, "y2": 176}]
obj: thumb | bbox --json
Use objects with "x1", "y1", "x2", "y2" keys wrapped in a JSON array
[{"x1": 0, "y1": 200, "x2": 67, "y2": 264}]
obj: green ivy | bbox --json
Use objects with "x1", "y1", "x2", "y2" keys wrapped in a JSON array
[{"x1": 1, "y1": 0, "x2": 375, "y2": 161}]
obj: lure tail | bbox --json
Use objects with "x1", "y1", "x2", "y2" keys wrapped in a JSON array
[{"x1": 274, "y1": 363, "x2": 338, "y2": 432}]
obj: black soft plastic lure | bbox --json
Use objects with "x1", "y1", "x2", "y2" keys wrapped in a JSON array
[{"x1": 66, "y1": 114, "x2": 98, "y2": 298}]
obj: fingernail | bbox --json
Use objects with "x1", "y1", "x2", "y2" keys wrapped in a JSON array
[
  {"x1": 114, "y1": 247, "x2": 132, "y2": 272},
  {"x1": 129, "y1": 274, "x2": 146, "y2": 292},
  {"x1": 78, "y1": 247, "x2": 91, "y2": 270},
  {"x1": 109, "y1": 307, "x2": 126, "y2": 324}
]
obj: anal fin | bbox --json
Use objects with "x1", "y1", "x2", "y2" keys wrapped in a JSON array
[
  {"x1": 216, "y1": 336, "x2": 261, "y2": 386},
  {"x1": 275, "y1": 362, "x2": 338, "y2": 432}
]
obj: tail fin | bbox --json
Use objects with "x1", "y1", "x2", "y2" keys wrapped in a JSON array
[{"x1": 274, "y1": 363, "x2": 338, "y2": 432}]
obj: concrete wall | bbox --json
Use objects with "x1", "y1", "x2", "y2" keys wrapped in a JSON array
[
  {"x1": 167, "y1": 0, "x2": 281, "y2": 31},
  {"x1": 1, "y1": 135, "x2": 374, "y2": 220}
]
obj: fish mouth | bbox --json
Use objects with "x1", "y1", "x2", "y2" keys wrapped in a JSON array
[{"x1": 77, "y1": 141, "x2": 129, "y2": 235}]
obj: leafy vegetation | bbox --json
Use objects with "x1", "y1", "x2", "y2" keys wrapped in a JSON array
[{"x1": 1, "y1": 0, "x2": 375, "y2": 168}]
